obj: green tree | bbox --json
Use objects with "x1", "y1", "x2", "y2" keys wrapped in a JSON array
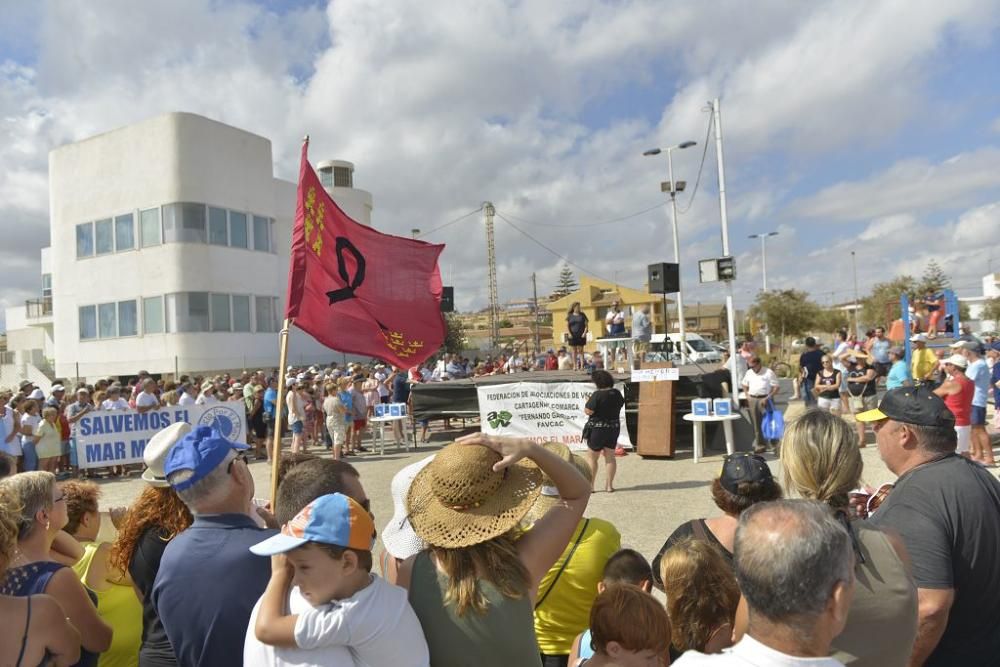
[
  {"x1": 860, "y1": 276, "x2": 917, "y2": 330},
  {"x1": 982, "y1": 297, "x2": 1000, "y2": 324},
  {"x1": 813, "y1": 308, "x2": 851, "y2": 336},
  {"x1": 552, "y1": 263, "x2": 578, "y2": 298},
  {"x1": 442, "y1": 313, "x2": 467, "y2": 354},
  {"x1": 916, "y1": 259, "x2": 951, "y2": 297},
  {"x1": 749, "y1": 289, "x2": 820, "y2": 349}
]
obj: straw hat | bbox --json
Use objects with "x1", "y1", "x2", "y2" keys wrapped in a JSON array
[
  {"x1": 407, "y1": 443, "x2": 542, "y2": 548},
  {"x1": 382, "y1": 455, "x2": 436, "y2": 560},
  {"x1": 523, "y1": 443, "x2": 593, "y2": 526},
  {"x1": 844, "y1": 348, "x2": 872, "y2": 363},
  {"x1": 141, "y1": 422, "x2": 193, "y2": 487}
]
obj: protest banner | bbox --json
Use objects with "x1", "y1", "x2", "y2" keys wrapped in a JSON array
[
  {"x1": 74, "y1": 401, "x2": 248, "y2": 469},
  {"x1": 477, "y1": 382, "x2": 632, "y2": 451}
]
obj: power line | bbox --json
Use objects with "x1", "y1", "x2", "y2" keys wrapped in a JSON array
[
  {"x1": 494, "y1": 212, "x2": 617, "y2": 284},
  {"x1": 676, "y1": 113, "x2": 714, "y2": 215},
  {"x1": 414, "y1": 206, "x2": 484, "y2": 239},
  {"x1": 495, "y1": 202, "x2": 666, "y2": 228}
]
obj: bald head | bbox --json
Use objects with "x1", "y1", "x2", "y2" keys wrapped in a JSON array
[{"x1": 735, "y1": 500, "x2": 853, "y2": 629}]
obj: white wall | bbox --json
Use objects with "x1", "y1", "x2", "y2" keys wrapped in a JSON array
[{"x1": 50, "y1": 112, "x2": 372, "y2": 378}]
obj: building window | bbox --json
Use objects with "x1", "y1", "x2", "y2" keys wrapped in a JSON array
[
  {"x1": 98, "y1": 303, "x2": 117, "y2": 338},
  {"x1": 208, "y1": 207, "x2": 228, "y2": 246},
  {"x1": 319, "y1": 168, "x2": 333, "y2": 189},
  {"x1": 76, "y1": 223, "x2": 94, "y2": 257},
  {"x1": 210, "y1": 293, "x2": 231, "y2": 331},
  {"x1": 270, "y1": 220, "x2": 277, "y2": 253},
  {"x1": 232, "y1": 294, "x2": 251, "y2": 332},
  {"x1": 79, "y1": 306, "x2": 97, "y2": 340},
  {"x1": 255, "y1": 296, "x2": 276, "y2": 333},
  {"x1": 140, "y1": 208, "x2": 161, "y2": 247},
  {"x1": 41, "y1": 274, "x2": 52, "y2": 299},
  {"x1": 95, "y1": 219, "x2": 114, "y2": 254},
  {"x1": 333, "y1": 166, "x2": 352, "y2": 187},
  {"x1": 115, "y1": 214, "x2": 135, "y2": 251},
  {"x1": 166, "y1": 292, "x2": 210, "y2": 332},
  {"x1": 118, "y1": 300, "x2": 138, "y2": 337},
  {"x1": 229, "y1": 211, "x2": 248, "y2": 248},
  {"x1": 253, "y1": 215, "x2": 270, "y2": 252},
  {"x1": 162, "y1": 203, "x2": 207, "y2": 243},
  {"x1": 143, "y1": 296, "x2": 164, "y2": 334}
]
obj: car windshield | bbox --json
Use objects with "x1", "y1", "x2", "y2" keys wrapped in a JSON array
[{"x1": 688, "y1": 339, "x2": 714, "y2": 352}]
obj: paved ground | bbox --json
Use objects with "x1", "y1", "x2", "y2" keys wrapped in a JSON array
[{"x1": 91, "y1": 395, "x2": 963, "y2": 563}]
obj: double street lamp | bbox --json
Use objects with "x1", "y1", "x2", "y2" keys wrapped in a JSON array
[
  {"x1": 643, "y1": 141, "x2": 696, "y2": 363},
  {"x1": 748, "y1": 231, "x2": 779, "y2": 353}
]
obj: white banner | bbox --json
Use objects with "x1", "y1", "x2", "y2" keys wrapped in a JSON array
[
  {"x1": 631, "y1": 367, "x2": 679, "y2": 382},
  {"x1": 477, "y1": 382, "x2": 632, "y2": 451},
  {"x1": 75, "y1": 401, "x2": 248, "y2": 469}
]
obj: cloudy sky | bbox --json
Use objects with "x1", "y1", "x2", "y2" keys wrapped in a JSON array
[{"x1": 2, "y1": 0, "x2": 1000, "y2": 328}]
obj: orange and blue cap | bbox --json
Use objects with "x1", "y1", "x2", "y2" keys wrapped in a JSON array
[{"x1": 250, "y1": 493, "x2": 375, "y2": 555}]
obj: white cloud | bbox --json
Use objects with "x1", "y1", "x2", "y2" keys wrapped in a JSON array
[
  {"x1": 784, "y1": 148, "x2": 1000, "y2": 221},
  {"x1": 1, "y1": 0, "x2": 999, "y2": 331}
]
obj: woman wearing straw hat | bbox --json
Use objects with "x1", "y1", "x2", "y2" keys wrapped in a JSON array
[
  {"x1": 398, "y1": 434, "x2": 592, "y2": 667},
  {"x1": 845, "y1": 350, "x2": 878, "y2": 448},
  {"x1": 108, "y1": 422, "x2": 194, "y2": 667}
]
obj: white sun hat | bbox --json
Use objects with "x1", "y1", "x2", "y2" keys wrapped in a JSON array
[
  {"x1": 381, "y1": 455, "x2": 436, "y2": 560},
  {"x1": 141, "y1": 422, "x2": 193, "y2": 487}
]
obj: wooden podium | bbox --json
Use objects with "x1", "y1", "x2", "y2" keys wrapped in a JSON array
[{"x1": 635, "y1": 361, "x2": 676, "y2": 457}]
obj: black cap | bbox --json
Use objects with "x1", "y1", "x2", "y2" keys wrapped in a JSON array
[
  {"x1": 856, "y1": 386, "x2": 955, "y2": 428},
  {"x1": 720, "y1": 453, "x2": 773, "y2": 494}
]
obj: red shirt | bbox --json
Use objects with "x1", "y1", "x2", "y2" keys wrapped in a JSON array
[
  {"x1": 944, "y1": 373, "x2": 974, "y2": 426},
  {"x1": 545, "y1": 355, "x2": 558, "y2": 371}
]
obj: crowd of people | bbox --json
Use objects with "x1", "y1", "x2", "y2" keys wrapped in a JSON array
[{"x1": 0, "y1": 361, "x2": 997, "y2": 666}]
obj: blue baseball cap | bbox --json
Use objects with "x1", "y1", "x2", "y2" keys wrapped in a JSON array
[
  {"x1": 164, "y1": 425, "x2": 249, "y2": 491},
  {"x1": 250, "y1": 493, "x2": 375, "y2": 556}
]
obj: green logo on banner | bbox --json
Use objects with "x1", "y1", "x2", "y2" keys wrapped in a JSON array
[{"x1": 487, "y1": 410, "x2": 512, "y2": 429}]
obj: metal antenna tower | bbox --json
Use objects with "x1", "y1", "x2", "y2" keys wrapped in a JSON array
[{"x1": 483, "y1": 202, "x2": 500, "y2": 349}]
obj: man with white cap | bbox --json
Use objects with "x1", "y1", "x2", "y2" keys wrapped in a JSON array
[
  {"x1": 152, "y1": 426, "x2": 277, "y2": 667},
  {"x1": 910, "y1": 334, "x2": 938, "y2": 386},
  {"x1": 933, "y1": 354, "x2": 974, "y2": 455},
  {"x1": 951, "y1": 340, "x2": 994, "y2": 465}
]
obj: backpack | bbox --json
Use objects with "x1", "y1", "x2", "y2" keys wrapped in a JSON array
[{"x1": 761, "y1": 399, "x2": 785, "y2": 441}]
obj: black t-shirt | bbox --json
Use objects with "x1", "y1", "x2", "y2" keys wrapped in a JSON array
[
  {"x1": 847, "y1": 367, "x2": 877, "y2": 396},
  {"x1": 799, "y1": 349, "x2": 824, "y2": 381},
  {"x1": 815, "y1": 369, "x2": 841, "y2": 399},
  {"x1": 869, "y1": 455, "x2": 1000, "y2": 666},
  {"x1": 567, "y1": 313, "x2": 588, "y2": 337},
  {"x1": 130, "y1": 525, "x2": 177, "y2": 667},
  {"x1": 585, "y1": 388, "x2": 624, "y2": 422},
  {"x1": 651, "y1": 518, "x2": 733, "y2": 587}
]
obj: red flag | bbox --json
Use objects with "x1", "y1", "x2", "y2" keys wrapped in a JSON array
[{"x1": 285, "y1": 141, "x2": 446, "y2": 367}]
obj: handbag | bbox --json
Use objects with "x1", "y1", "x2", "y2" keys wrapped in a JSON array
[
  {"x1": 849, "y1": 395, "x2": 865, "y2": 412},
  {"x1": 535, "y1": 519, "x2": 590, "y2": 610},
  {"x1": 761, "y1": 399, "x2": 785, "y2": 441},
  {"x1": 581, "y1": 420, "x2": 593, "y2": 443}
]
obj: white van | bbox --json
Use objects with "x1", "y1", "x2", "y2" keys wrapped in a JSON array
[{"x1": 648, "y1": 333, "x2": 723, "y2": 365}]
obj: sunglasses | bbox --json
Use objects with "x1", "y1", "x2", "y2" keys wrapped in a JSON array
[{"x1": 53, "y1": 493, "x2": 66, "y2": 503}]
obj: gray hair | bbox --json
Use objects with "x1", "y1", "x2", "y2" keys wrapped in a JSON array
[
  {"x1": 0, "y1": 471, "x2": 56, "y2": 540},
  {"x1": 735, "y1": 500, "x2": 853, "y2": 631},
  {"x1": 168, "y1": 451, "x2": 235, "y2": 512}
]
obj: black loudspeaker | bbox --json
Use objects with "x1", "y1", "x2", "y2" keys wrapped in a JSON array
[
  {"x1": 647, "y1": 263, "x2": 679, "y2": 294},
  {"x1": 440, "y1": 286, "x2": 454, "y2": 312}
]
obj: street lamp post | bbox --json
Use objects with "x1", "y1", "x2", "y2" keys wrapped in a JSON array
[
  {"x1": 644, "y1": 140, "x2": 696, "y2": 364},
  {"x1": 851, "y1": 250, "x2": 860, "y2": 339},
  {"x1": 748, "y1": 231, "x2": 778, "y2": 353}
]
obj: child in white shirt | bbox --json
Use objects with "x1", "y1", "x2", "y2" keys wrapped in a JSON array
[{"x1": 250, "y1": 493, "x2": 429, "y2": 667}]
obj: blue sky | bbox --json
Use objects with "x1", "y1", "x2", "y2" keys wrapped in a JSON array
[{"x1": 1, "y1": 0, "x2": 999, "y2": 324}]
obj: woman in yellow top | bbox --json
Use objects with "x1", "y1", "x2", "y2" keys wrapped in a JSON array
[
  {"x1": 63, "y1": 480, "x2": 142, "y2": 667},
  {"x1": 32, "y1": 407, "x2": 63, "y2": 472}
]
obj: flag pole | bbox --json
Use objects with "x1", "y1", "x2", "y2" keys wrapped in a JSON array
[{"x1": 269, "y1": 318, "x2": 293, "y2": 505}]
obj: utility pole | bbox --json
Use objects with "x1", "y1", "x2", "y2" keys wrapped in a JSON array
[
  {"x1": 851, "y1": 250, "x2": 860, "y2": 339},
  {"x1": 531, "y1": 273, "x2": 541, "y2": 355},
  {"x1": 712, "y1": 98, "x2": 739, "y2": 383},
  {"x1": 749, "y1": 231, "x2": 778, "y2": 354},
  {"x1": 667, "y1": 153, "x2": 689, "y2": 364},
  {"x1": 483, "y1": 202, "x2": 500, "y2": 350}
]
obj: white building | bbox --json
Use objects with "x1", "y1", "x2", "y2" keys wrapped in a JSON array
[
  {"x1": 3, "y1": 112, "x2": 373, "y2": 382},
  {"x1": 961, "y1": 272, "x2": 1000, "y2": 332}
]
